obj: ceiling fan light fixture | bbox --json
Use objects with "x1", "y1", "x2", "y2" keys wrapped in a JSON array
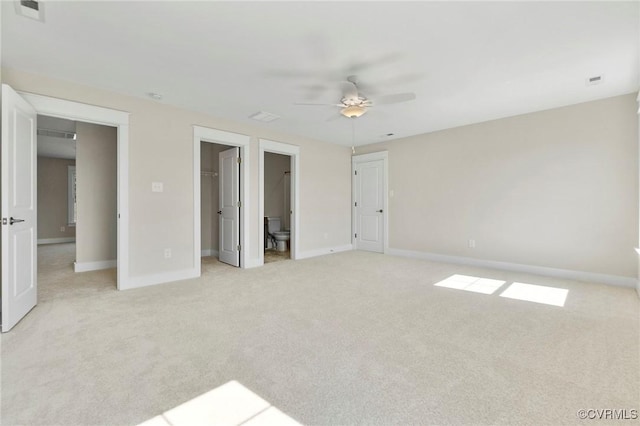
[{"x1": 341, "y1": 105, "x2": 367, "y2": 118}]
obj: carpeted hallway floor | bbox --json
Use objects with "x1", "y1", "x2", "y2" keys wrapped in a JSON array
[{"x1": 1, "y1": 243, "x2": 638, "y2": 425}]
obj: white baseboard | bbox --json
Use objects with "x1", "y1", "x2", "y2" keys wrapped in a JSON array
[
  {"x1": 297, "y1": 244, "x2": 353, "y2": 260},
  {"x1": 74, "y1": 259, "x2": 116, "y2": 273},
  {"x1": 388, "y1": 248, "x2": 637, "y2": 288},
  {"x1": 38, "y1": 237, "x2": 76, "y2": 245},
  {"x1": 121, "y1": 268, "x2": 199, "y2": 290},
  {"x1": 201, "y1": 249, "x2": 219, "y2": 257}
]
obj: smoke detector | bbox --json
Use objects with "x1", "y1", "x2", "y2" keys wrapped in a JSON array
[{"x1": 15, "y1": 0, "x2": 44, "y2": 22}]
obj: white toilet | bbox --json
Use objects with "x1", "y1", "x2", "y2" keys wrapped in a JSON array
[{"x1": 267, "y1": 217, "x2": 290, "y2": 252}]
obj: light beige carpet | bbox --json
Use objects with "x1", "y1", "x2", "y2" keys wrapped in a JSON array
[{"x1": 1, "y1": 243, "x2": 638, "y2": 425}]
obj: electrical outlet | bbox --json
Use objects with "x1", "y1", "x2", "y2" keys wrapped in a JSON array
[
  {"x1": 164, "y1": 248, "x2": 171, "y2": 259},
  {"x1": 152, "y1": 182, "x2": 164, "y2": 193},
  {"x1": 60, "y1": 226, "x2": 65, "y2": 232},
  {"x1": 468, "y1": 239, "x2": 476, "y2": 249}
]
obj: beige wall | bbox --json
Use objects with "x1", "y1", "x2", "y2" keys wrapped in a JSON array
[
  {"x1": 37, "y1": 157, "x2": 76, "y2": 240},
  {"x1": 358, "y1": 93, "x2": 639, "y2": 278},
  {"x1": 264, "y1": 152, "x2": 290, "y2": 224},
  {"x1": 2, "y1": 68, "x2": 352, "y2": 278},
  {"x1": 76, "y1": 122, "x2": 117, "y2": 263}
]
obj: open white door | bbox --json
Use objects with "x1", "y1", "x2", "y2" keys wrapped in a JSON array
[
  {"x1": 1, "y1": 84, "x2": 38, "y2": 332},
  {"x1": 219, "y1": 147, "x2": 240, "y2": 267},
  {"x1": 354, "y1": 159, "x2": 384, "y2": 253}
]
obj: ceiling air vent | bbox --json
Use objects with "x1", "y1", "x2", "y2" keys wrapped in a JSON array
[
  {"x1": 15, "y1": 0, "x2": 44, "y2": 22},
  {"x1": 249, "y1": 111, "x2": 280, "y2": 123},
  {"x1": 586, "y1": 75, "x2": 604, "y2": 86},
  {"x1": 37, "y1": 129, "x2": 77, "y2": 140}
]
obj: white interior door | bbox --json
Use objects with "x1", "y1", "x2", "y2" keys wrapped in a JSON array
[
  {"x1": 354, "y1": 159, "x2": 384, "y2": 253},
  {"x1": 1, "y1": 84, "x2": 38, "y2": 332},
  {"x1": 219, "y1": 147, "x2": 240, "y2": 267}
]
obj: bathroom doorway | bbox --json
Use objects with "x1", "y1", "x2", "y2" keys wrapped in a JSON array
[
  {"x1": 264, "y1": 152, "x2": 291, "y2": 263},
  {"x1": 259, "y1": 139, "x2": 300, "y2": 266}
]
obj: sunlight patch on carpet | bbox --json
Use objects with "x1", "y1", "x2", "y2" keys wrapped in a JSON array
[
  {"x1": 137, "y1": 381, "x2": 301, "y2": 426},
  {"x1": 499, "y1": 282, "x2": 569, "y2": 307},
  {"x1": 434, "y1": 274, "x2": 506, "y2": 295}
]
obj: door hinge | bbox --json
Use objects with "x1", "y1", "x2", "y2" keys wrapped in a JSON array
[
  {"x1": 355, "y1": 233, "x2": 358, "y2": 238},
  {"x1": 2, "y1": 218, "x2": 6, "y2": 225},
  {"x1": 237, "y1": 157, "x2": 242, "y2": 164},
  {"x1": 354, "y1": 202, "x2": 357, "y2": 207},
  {"x1": 354, "y1": 170, "x2": 357, "y2": 175},
  {"x1": 237, "y1": 244, "x2": 241, "y2": 251},
  {"x1": 237, "y1": 201, "x2": 242, "y2": 208}
]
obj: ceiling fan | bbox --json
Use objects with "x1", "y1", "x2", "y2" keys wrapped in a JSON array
[{"x1": 295, "y1": 76, "x2": 416, "y2": 120}]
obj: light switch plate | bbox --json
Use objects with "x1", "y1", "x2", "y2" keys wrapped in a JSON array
[{"x1": 152, "y1": 182, "x2": 163, "y2": 193}]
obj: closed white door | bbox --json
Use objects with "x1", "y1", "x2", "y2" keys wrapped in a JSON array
[
  {"x1": 1, "y1": 84, "x2": 38, "y2": 332},
  {"x1": 354, "y1": 159, "x2": 384, "y2": 253},
  {"x1": 219, "y1": 147, "x2": 240, "y2": 267}
]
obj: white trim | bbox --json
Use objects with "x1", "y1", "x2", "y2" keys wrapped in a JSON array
[
  {"x1": 67, "y1": 165, "x2": 76, "y2": 225},
  {"x1": 124, "y1": 268, "x2": 200, "y2": 290},
  {"x1": 388, "y1": 248, "x2": 638, "y2": 288},
  {"x1": 352, "y1": 151, "x2": 389, "y2": 254},
  {"x1": 19, "y1": 91, "x2": 130, "y2": 290},
  {"x1": 243, "y1": 258, "x2": 263, "y2": 269},
  {"x1": 201, "y1": 249, "x2": 219, "y2": 257},
  {"x1": 259, "y1": 139, "x2": 300, "y2": 267},
  {"x1": 37, "y1": 237, "x2": 75, "y2": 245},
  {"x1": 193, "y1": 126, "x2": 250, "y2": 274},
  {"x1": 74, "y1": 259, "x2": 116, "y2": 273},
  {"x1": 297, "y1": 244, "x2": 353, "y2": 260}
]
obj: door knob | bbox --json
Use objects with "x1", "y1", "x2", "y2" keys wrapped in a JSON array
[
  {"x1": 217, "y1": 210, "x2": 222, "y2": 215},
  {"x1": 10, "y1": 217, "x2": 25, "y2": 225},
  {"x1": 376, "y1": 209, "x2": 383, "y2": 213}
]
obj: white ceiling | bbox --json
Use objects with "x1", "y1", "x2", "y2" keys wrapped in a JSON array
[{"x1": 3, "y1": 1, "x2": 638, "y2": 147}]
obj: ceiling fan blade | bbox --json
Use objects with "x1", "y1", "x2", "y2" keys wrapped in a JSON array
[
  {"x1": 340, "y1": 81, "x2": 359, "y2": 99},
  {"x1": 346, "y1": 52, "x2": 403, "y2": 73},
  {"x1": 294, "y1": 102, "x2": 342, "y2": 106},
  {"x1": 325, "y1": 112, "x2": 343, "y2": 122},
  {"x1": 375, "y1": 93, "x2": 416, "y2": 105},
  {"x1": 297, "y1": 83, "x2": 330, "y2": 101}
]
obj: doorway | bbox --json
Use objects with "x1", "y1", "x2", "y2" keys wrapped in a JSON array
[
  {"x1": 258, "y1": 139, "x2": 300, "y2": 266},
  {"x1": 193, "y1": 126, "x2": 250, "y2": 274},
  {"x1": 263, "y1": 152, "x2": 292, "y2": 263},
  {"x1": 37, "y1": 115, "x2": 117, "y2": 280},
  {"x1": 2, "y1": 85, "x2": 129, "y2": 332},
  {"x1": 199, "y1": 141, "x2": 241, "y2": 267}
]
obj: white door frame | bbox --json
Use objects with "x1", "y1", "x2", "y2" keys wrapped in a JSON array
[
  {"x1": 193, "y1": 126, "x2": 250, "y2": 272},
  {"x1": 352, "y1": 151, "x2": 389, "y2": 254},
  {"x1": 18, "y1": 91, "x2": 130, "y2": 289},
  {"x1": 259, "y1": 139, "x2": 300, "y2": 266}
]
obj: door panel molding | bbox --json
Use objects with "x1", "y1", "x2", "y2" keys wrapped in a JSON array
[
  {"x1": 219, "y1": 147, "x2": 240, "y2": 267},
  {"x1": 352, "y1": 151, "x2": 389, "y2": 254},
  {"x1": 2, "y1": 84, "x2": 38, "y2": 332}
]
